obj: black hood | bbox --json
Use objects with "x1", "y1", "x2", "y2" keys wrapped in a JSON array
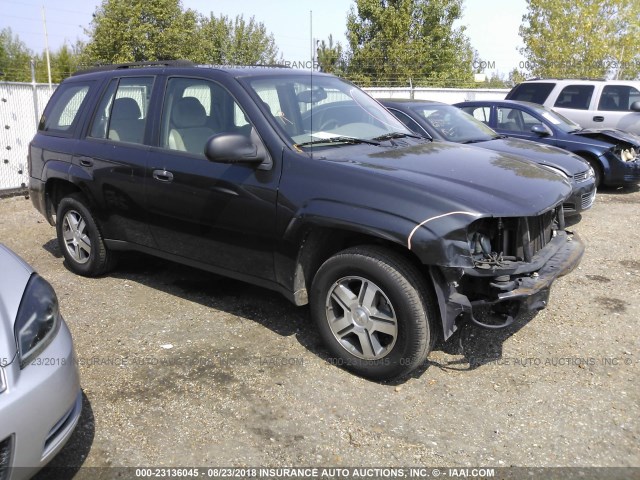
[{"x1": 318, "y1": 141, "x2": 572, "y2": 217}]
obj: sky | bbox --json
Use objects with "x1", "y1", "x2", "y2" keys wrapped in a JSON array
[{"x1": 0, "y1": 0, "x2": 527, "y2": 76}]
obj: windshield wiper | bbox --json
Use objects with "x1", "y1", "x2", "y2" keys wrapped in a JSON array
[
  {"x1": 294, "y1": 136, "x2": 381, "y2": 148},
  {"x1": 373, "y1": 132, "x2": 424, "y2": 141},
  {"x1": 462, "y1": 138, "x2": 489, "y2": 144}
]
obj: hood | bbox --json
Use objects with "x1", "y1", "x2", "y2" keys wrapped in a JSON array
[
  {"x1": 478, "y1": 137, "x2": 590, "y2": 175},
  {"x1": 575, "y1": 128, "x2": 640, "y2": 146},
  {"x1": 319, "y1": 141, "x2": 572, "y2": 217}
]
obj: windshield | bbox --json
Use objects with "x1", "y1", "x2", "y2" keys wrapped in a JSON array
[
  {"x1": 242, "y1": 74, "x2": 412, "y2": 147},
  {"x1": 526, "y1": 103, "x2": 583, "y2": 133},
  {"x1": 410, "y1": 104, "x2": 498, "y2": 143}
]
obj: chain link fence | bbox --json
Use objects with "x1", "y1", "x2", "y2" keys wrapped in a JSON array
[{"x1": 0, "y1": 82, "x2": 55, "y2": 195}]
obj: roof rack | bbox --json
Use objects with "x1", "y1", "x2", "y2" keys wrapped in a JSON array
[{"x1": 72, "y1": 60, "x2": 195, "y2": 76}]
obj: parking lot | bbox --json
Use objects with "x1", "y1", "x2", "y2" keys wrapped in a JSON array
[{"x1": 1, "y1": 187, "x2": 639, "y2": 473}]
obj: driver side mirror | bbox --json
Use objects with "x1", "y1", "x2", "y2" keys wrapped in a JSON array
[
  {"x1": 531, "y1": 124, "x2": 552, "y2": 136},
  {"x1": 205, "y1": 133, "x2": 272, "y2": 170},
  {"x1": 630, "y1": 101, "x2": 640, "y2": 112}
]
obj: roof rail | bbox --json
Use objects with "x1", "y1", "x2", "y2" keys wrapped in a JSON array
[{"x1": 72, "y1": 60, "x2": 195, "y2": 76}]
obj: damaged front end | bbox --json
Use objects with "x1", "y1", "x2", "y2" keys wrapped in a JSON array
[
  {"x1": 577, "y1": 129, "x2": 640, "y2": 184},
  {"x1": 423, "y1": 205, "x2": 584, "y2": 339}
]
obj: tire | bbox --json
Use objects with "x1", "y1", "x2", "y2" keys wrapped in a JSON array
[
  {"x1": 579, "y1": 154, "x2": 602, "y2": 188},
  {"x1": 310, "y1": 245, "x2": 436, "y2": 380},
  {"x1": 56, "y1": 193, "x2": 115, "y2": 277}
]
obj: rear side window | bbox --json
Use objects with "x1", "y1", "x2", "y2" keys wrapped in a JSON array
[
  {"x1": 553, "y1": 85, "x2": 594, "y2": 110},
  {"x1": 39, "y1": 82, "x2": 93, "y2": 135},
  {"x1": 598, "y1": 85, "x2": 640, "y2": 111},
  {"x1": 506, "y1": 83, "x2": 555, "y2": 104},
  {"x1": 89, "y1": 76, "x2": 154, "y2": 144}
]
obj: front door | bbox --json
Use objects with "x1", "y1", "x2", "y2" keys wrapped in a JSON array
[{"x1": 145, "y1": 76, "x2": 279, "y2": 281}]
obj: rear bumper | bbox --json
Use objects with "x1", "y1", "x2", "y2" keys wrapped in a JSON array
[{"x1": 28, "y1": 177, "x2": 50, "y2": 224}]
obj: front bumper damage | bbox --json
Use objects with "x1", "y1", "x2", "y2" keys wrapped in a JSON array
[{"x1": 431, "y1": 231, "x2": 584, "y2": 338}]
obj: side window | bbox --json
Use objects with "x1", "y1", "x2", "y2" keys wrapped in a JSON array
[
  {"x1": 598, "y1": 85, "x2": 640, "y2": 111},
  {"x1": 496, "y1": 107, "x2": 535, "y2": 133},
  {"x1": 461, "y1": 106, "x2": 490, "y2": 124},
  {"x1": 89, "y1": 76, "x2": 154, "y2": 144},
  {"x1": 161, "y1": 77, "x2": 251, "y2": 155},
  {"x1": 39, "y1": 82, "x2": 93, "y2": 135},
  {"x1": 553, "y1": 85, "x2": 594, "y2": 110},
  {"x1": 507, "y1": 82, "x2": 555, "y2": 104}
]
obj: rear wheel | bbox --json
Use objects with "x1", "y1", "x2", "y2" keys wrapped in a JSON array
[
  {"x1": 310, "y1": 246, "x2": 436, "y2": 380},
  {"x1": 56, "y1": 193, "x2": 115, "y2": 276}
]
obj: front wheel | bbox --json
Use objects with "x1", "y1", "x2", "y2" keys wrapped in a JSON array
[
  {"x1": 56, "y1": 193, "x2": 115, "y2": 276},
  {"x1": 310, "y1": 246, "x2": 436, "y2": 380}
]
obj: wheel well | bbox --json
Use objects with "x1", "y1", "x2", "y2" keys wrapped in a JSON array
[
  {"x1": 45, "y1": 180, "x2": 83, "y2": 222},
  {"x1": 575, "y1": 152, "x2": 603, "y2": 182},
  {"x1": 292, "y1": 227, "x2": 428, "y2": 305}
]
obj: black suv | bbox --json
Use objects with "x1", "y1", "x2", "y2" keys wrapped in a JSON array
[{"x1": 29, "y1": 62, "x2": 584, "y2": 380}]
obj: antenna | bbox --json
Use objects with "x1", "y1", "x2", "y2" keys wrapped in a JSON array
[{"x1": 310, "y1": 10, "x2": 313, "y2": 156}]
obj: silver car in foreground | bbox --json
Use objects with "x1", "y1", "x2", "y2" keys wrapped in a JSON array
[{"x1": 0, "y1": 244, "x2": 81, "y2": 480}]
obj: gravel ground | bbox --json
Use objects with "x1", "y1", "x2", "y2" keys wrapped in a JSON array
[{"x1": 1, "y1": 187, "x2": 639, "y2": 475}]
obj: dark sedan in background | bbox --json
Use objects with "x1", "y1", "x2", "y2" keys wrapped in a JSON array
[
  {"x1": 380, "y1": 99, "x2": 596, "y2": 216},
  {"x1": 454, "y1": 99, "x2": 640, "y2": 188}
]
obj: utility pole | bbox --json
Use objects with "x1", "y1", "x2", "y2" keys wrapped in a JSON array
[{"x1": 41, "y1": 6, "x2": 53, "y2": 89}]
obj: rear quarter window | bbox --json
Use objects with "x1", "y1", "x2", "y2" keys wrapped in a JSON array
[
  {"x1": 39, "y1": 82, "x2": 94, "y2": 135},
  {"x1": 506, "y1": 83, "x2": 555, "y2": 104}
]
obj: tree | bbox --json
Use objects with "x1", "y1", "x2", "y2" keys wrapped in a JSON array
[
  {"x1": 195, "y1": 14, "x2": 280, "y2": 65},
  {"x1": 520, "y1": 0, "x2": 640, "y2": 79},
  {"x1": 316, "y1": 35, "x2": 344, "y2": 74},
  {"x1": 82, "y1": 0, "x2": 200, "y2": 64},
  {"x1": 82, "y1": 0, "x2": 280, "y2": 67},
  {"x1": 0, "y1": 28, "x2": 33, "y2": 82},
  {"x1": 345, "y1": 0, "x2": 475, "y2": 87}
]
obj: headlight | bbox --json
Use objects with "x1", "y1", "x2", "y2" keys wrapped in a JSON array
[
  {"x1": 540, "y1": 164, "x2": 569, "y2": 179},
  {"x1": 14, "y1": 275, "x2": 61, "y2": 369}
]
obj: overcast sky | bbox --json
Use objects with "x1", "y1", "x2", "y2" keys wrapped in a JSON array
[{"x1": 0, "y1": 0, "x2": 527, "y2": 76}]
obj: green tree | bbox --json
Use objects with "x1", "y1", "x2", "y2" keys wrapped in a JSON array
[
  {"x1": 316, "y1": 35, "x2": 344, "y2": 74},
  {"x1": 83, "y1": 0, "x2": 200, "y2": 63},
  {"x1": 520, "y1": 0, "x2": 640, "y2": 79},
  {"x1": 345, "y1": 0, "x2": 475, "y2": 87},
  {"x1": 195, "y1": 13, "x2": 279, "y2": 65},
  {"x1": 0, "y1": 28, "x2": 33, "y2": 82}
]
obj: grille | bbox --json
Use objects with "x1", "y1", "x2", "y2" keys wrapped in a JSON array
[
  {"x1": 526, "y1": 210, "x2": 554, "y2": 260},
  {"x1": 0, "y1": 435, "x2": 13, "y2": 480},
  {"x1": 493, "y1": 209, "x2": 557, "y2": 262},
  {"x1": 581, "y1": 191, "x2": 596, "y2": 209},
  {"x1": 573, "y1": 170, "x2": 590, "y2": 182}
]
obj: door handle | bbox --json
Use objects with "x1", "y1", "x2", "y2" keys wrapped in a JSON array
[
  {"x1": 152, "y1": 169, "x2": 174, "y2": 182},
  {"x1": 593, "y1": 116, "x2": 604, "y2": 122},
  {"x1": 79, "y1": 158, "x2": 93, "y2": 167}
]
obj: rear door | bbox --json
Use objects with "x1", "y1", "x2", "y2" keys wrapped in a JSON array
[
  {"x1": 73, "y1": 76, "x2": 155, "y2": 247},
  {"x1": 144, "y1": 75, "x2": 279, "y2": 280}
]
